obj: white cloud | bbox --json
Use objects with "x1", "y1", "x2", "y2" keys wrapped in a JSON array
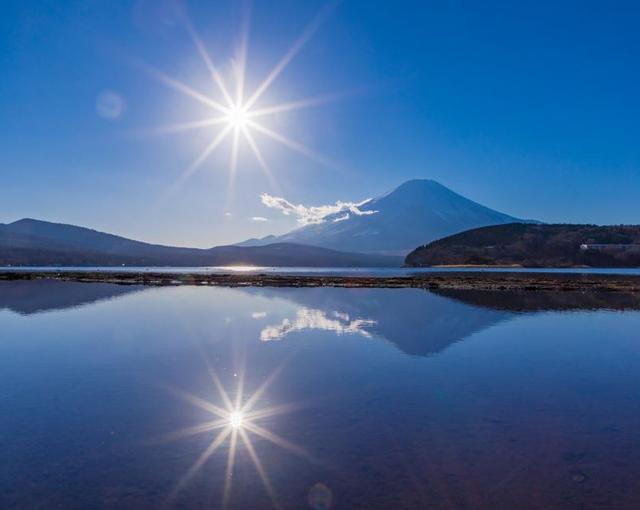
[
  {"x1": 224, "y1": 212, "x2": 232, "y2": 217},
  {"x1": 251, "y1": 216, "x2": 268, "y2": 222},
  {"x1": 260, "y1": 193, "x2": 377, "y2": 226},
  {"x1": 252, "y1": 311, "x2": 267, "y2": 319}
]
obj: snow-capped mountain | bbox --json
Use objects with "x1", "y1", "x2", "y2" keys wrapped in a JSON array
[{"x1": 240, "y1": 179, "x2": 531, "y2": 255}]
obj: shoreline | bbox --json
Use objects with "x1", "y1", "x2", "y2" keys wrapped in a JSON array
[{"x1": 2, "y1": 270, "x2": 640, "y2": 292}]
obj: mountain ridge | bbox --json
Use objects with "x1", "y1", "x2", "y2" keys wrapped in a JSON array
[{"x1": 0, "y1": 219, "x2": 401, "y2": 267}]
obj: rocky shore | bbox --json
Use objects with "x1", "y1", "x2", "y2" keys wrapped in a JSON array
[{"x1": 2, "y1": 270, "x2": 640, "y2": 293}]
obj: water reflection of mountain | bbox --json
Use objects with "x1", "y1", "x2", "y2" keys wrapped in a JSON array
[
  {"x1": 3, "y1": 280, "x2": 637, "y2": 357},
  {"x1": 247, "y1": 287, "x2": 513, "y2": 357},
  {"x1": 248, "y1": 287, "x2": 640, "y2": 357},
  {"x1": 0, "y1": 280, "x2": 143, "y2": 315}
]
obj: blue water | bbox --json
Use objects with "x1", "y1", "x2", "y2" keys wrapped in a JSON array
[
  {"x1": 2, "y1": 281, "x2": 640, "y2": 509},
  {"x1": 2, "y1": 265, "x2": 640, "y2": 276}
]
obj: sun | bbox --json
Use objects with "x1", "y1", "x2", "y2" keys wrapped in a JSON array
[
  {"x1": 226, "y1": 106, "x2": 249, "y2": 130},
  {"x1": 137, "y1": 4, "x2": 337, "y2": 192}
]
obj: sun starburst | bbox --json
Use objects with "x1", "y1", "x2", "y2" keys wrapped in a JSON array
[{"x1": 137, "y1": 3, "x2": 339, "y2": 195}]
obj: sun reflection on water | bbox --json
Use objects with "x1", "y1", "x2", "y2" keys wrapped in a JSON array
[
  {"x1": 229, "y1": 410, "x2": 244, "y2": 429},
  {"x1": 216, "y1": 265, "x2": 267, "y2": 272},
  {"x1": 164, "y1": 360, "x2": 312, "y2": 509}
]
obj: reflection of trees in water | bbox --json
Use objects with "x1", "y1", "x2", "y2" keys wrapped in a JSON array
[
  {"x1": 260, "y1": 307, "x2": 376, "y2": 341},
  {"x1": 431, "y1": 288, "x2": 640, "y2": 312}
]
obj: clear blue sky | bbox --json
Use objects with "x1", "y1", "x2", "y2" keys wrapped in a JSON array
[{"x1": 1, "y1": 0, "x2": 639, "y2": 247}]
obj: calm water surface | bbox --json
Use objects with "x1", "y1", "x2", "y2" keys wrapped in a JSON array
[
  {"x1": 3, "y1": 265, "x2": 640, "y2": 275},
  {"x1": 2, "y1": 281, "x2": 640, "y2": 509}
]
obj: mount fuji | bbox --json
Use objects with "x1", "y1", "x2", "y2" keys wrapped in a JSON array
[{"x1": 240, "y1": 179, "x2": 532, "y2": 255}]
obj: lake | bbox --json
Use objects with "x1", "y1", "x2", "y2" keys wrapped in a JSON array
[
  {"x1": 2, "y1": 281, "x2": 640, "y2": 509},
  {"x1": 4, "y1": 265, "x2": 640, "y2": 276}
]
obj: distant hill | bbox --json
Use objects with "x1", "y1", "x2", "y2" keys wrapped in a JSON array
[
  {"x1": 236, "y1": 235, "x2": 277, "y2": 247},
  {"x1": 405, "y1": 223, "x2": 640, "y2": 268},
  {"x1": 0, "y1": 219, "x2": 402, "y2": 267},
  {"x1": 240, "y1": 179, "x2": 532, "y2": 255}
]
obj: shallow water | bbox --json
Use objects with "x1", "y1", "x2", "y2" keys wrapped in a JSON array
[
  {"x1": 2, "y1": 281, "x2": 640, "y2": 509},
  {"x1": 3, "y1": 265, "x2": 640, "y2": 276}
]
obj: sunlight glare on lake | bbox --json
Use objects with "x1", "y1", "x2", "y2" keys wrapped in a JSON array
[
  {"x1": 229, "y1": 411, "x2": 244, "y2": 429},
  {"x1": 217, "y1": 265, "x2": 267, "y2": 272},
  {"x1": 164, "y1": 359, "x2": 311, "y2": 508}
]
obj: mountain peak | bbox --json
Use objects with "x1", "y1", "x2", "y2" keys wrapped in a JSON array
[
  {"x1": 397, "y1": 178, "x2": 440, "y2": 187},
  {"x1": 376, "y1": 178, "x2": 442, "y2": 199},
  {"x1": 10, "y1": 218, "x2": 42, "y2": 226},
  {"x1": 391, "y1": 178, "x2": 450, "y2": 194}
]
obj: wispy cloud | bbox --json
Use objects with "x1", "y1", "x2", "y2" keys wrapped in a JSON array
[
  {"x1": 260, "y1": 193, "x2": 377, "y2": 225},
  {"x1": 251, "y1": 216, "x2": 269, "y2": 222}
]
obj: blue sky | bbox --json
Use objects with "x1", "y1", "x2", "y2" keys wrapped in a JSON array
[{"x1": 1, "y1": 0, "x2": 639, "y2": 247}]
